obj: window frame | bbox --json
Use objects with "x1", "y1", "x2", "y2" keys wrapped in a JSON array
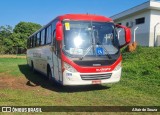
[
  {"x1": 34, "y1": 34, "x2": 37, "y2": 47},
  {"x1": 46, "y1": 25, "x2": 52, "y2": 44},
  {"x1": 40, "y1": 29, "x2": 46, "y2": 46},
  {"x1": 135, "y1": 17, "x2": 145, "y2": 25},
  {"x1": 27, "y1": 19, "x2": 59, "y2": 48},
  {"x1": 36, "y1": 32, "x2": 40, "y2": 47},
  {"x1": 31, "y1": 36, "x2": 35, "y2": 48}
]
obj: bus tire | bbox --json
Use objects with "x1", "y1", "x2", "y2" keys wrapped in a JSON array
[{"x1": 31, "y1": 61, "x2": 35, "y2": 73}]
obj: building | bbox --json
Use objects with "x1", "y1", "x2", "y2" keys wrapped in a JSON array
[{"x1": 111, "y1": 0, "x2": 160, "y2": 47}]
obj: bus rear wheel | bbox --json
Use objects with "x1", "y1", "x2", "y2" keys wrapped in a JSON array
[
  {"x1": 47, "y1": 66, "x2": 52, "y2": 80},
  {"x1": 31, "y1": 61, "x2": 35, "y2": 73}
]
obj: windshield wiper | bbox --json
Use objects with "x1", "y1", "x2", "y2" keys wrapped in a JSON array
[
  {"x1": 80, "y1": 32, "x2": 112, "y2": 60},
  {"x1": 99, "y1": 45, "x2": 112, "y2": 59},
  {"x1": 80, "y1": 26, "x2": 95, "y2": 60},
  {"x1": 80, "y1": 45, "x2": 93, "y2": 60},
  {"x1": 80, "y1": 44, "x2": 112, "y2": 60}
]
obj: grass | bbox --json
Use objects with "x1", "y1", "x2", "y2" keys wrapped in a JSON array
[
  {"x1": 0, "y1": 46, "x2": 160, "y2": 108},
  {"x1": 121, "y1": 46, "x2": 160, "y2": 98},
  {"x1": 0, "y1": 58, "x2": 26, "y2": 76}
]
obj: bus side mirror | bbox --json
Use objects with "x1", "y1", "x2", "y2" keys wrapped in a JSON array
[
  {"x1": 116, "y1": 24, "x2": 131, "y2": 48},
  {"x1": 56, "y1": 21, "x2": 63, "y2": 41}
]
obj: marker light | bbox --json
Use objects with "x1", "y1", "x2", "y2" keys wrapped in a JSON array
[
  {"x1": 74, "y1": 36, "x2": 83, "y2": 47},
  {"x1": 114, "y1": 62, "x2": 122, "y2": 71},
  {"x1": 64, "y1": 62, "x2": 77, "y2": 73}
]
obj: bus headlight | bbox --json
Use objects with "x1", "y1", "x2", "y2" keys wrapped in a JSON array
[
  {"x1": 64, "y1": 62, "x2": 77, "y2": 73},
  {"x1": 114, "y1": 62, "x2": 122, "y2": 71}
]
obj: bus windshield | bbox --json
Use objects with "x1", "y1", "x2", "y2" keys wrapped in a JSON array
[{"x1": 62, "y1": 21, "x2": 120, "y2": 58}]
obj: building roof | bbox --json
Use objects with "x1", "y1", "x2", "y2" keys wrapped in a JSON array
[{"x1": 111, "y1": 0, "x2": 160, "y2": 21}]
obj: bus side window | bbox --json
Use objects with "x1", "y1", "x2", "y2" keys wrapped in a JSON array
[
  {"x1": 52, "y1": 29, "x2": 59, "y2": 56},
  {"x1": 52, "y1": 30, "x2": 56, "y2": 46},
  {"x1": 51, "y1": 19, "x2": 58, "y2": 53},
  {"x1": 32, "y1": 36, "x2": 34, "y2": 47},
  {"x1": 55, "y1": 41, "x2": 59, "y2": 56},
  {"x1": 37, "y1": 32, "x2": 40, "y2": 46},
  {"x1": 34, "y1": 34, "x2": 37, "y2": 47},
  {"x1": 55, "y1": 36, "x2": 61, "y2": 57},
  {"x1": 46, "y1": 26, "x2": 52, "y2": 44},
  {"x1": 51, "y1": 20, "x2": 57, "y2": 32},
  {"x1": 52, "y1": 30, "x2": 57, "y2": 54},
  {"x1": 41, "y1": 29, "x2": 45, "y2": 45}
]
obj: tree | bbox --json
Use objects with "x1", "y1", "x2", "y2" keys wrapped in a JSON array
[
  {"x1": 12, "y1": 22, "x2": 42, "y2": 53},
  {"x1": 0, "y1": 22, "x2": 42, "y2": 54},
  {"x1": 0, "y1": 25, "x2": 13, "y2": 54},
  {"x1": 14, "y1": 22, "x2": 42, "y2": 36}
]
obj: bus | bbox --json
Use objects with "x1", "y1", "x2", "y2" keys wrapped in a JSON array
[{"x1": 27, "y1": 14, "x2": 131, "y2": 86}]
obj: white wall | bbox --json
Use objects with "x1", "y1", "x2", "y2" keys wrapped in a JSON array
[
  {"x1": 149, "y1": 10, "x2": 160, "y2": 47},
  {"x1": 114, "y1": 10, "x2": 151, "y2": 46}
]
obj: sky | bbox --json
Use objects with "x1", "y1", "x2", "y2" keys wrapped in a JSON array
[{"x1": 0, "y1": 0, "x2": 148, "y2": 27}]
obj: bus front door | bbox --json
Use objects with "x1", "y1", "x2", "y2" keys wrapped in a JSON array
[{"x1": 53, "y1": 43, "x2": 62, "y2": 83}]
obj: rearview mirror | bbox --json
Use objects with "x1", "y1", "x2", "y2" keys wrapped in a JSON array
[
  {"x1": 56, "y1": 21, "x2": 63, "y2": 41},
  {"x1": 116, "y1": 24, "x2": 131, "y2": 48}
]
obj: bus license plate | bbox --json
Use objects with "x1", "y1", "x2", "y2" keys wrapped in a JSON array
[{"x1": 92, "y1": 80, "x2": 101, "y2": 84}]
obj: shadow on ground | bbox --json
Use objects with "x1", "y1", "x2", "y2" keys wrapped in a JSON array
[{"x1": 18, "y1": 64, "x2": 110, "y2": 93}]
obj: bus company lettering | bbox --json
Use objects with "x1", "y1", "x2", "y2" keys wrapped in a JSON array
[
  {"x1": 33, "y1": 53, "x2": 41, "y2": 58},
  {"x1": 96, "y1": 68, "x2": 111, "y2": 72}
]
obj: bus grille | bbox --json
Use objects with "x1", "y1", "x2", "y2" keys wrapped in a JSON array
[{"x1": 81, "y1": 73, "x2": 112, "y2": 80}]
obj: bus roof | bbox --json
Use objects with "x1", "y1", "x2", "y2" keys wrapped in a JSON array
[
  {"x1": 57, "y1": 14, "x2": 113, "y2": 22},
  {"x1": 29, "y1": 14, "x2": 113, "y2": 38}
]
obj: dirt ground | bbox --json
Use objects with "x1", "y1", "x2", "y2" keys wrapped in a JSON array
[
  {"x1": 0, "y1": 73, "x2": 38, "y2": 91},
  {"x1": 0, "y1": 55, "x2": 26, "y2": 58}
]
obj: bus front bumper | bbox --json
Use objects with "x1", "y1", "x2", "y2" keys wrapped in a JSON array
[{"x1": 62, "y1": 68, "x2": 122, "y2": 86}]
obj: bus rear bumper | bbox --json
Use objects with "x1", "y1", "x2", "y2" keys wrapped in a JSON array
[{"x1": 62, "y1": 68, "x2": 122, "y2": 86}]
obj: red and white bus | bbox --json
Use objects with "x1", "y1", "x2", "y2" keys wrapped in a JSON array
[{"x1": 27, "y1": 14, "x2": 131, "y2": 86}]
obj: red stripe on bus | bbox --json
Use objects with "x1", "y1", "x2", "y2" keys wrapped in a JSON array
[{"x1": 61, "y1": 53, "x2": 122, "y2": 73}]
